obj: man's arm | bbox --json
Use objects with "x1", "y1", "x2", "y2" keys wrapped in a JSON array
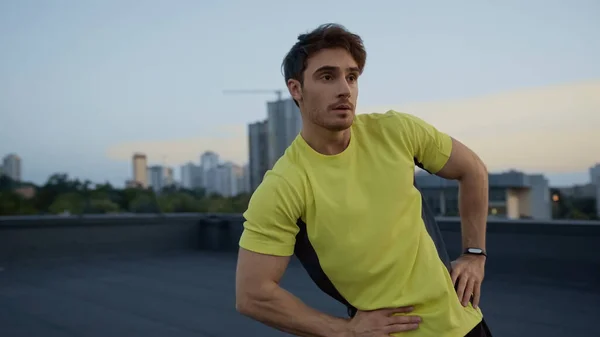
[
  {"x1": 435, "y1": 137, "x2": 488, "y2": 308},
  {"x1": 435, "y1": 137, "x2": 488, "y2": 253},
  {"x1": 235, "y1": 172, "x2": 349, "y2": 337},
  {"x1": 235, "y1": 248, "x2": 349, "y2": 337},
  {"x1": 397, "y1": 112, "x2": 488, "y2": 308}
]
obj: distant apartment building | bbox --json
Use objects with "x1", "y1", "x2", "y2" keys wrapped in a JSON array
[
  {"x1": 590, "y1": 163, "x2": 600, "y2": 218},
  {"x1": 200, "y1": 151, "x2": 219, "y2": 169},
  {"x1": 241, "y1": 164, "x2": 250, "y2": 194},
  {"x1": 147, "y1": 165, "x2": 174, "y2": 192},
  {"x1": 248, "y1": 119, "x2": 270, "y2": 191},
  {"x1": 180, "y1": 162, "x2": 205, "y2": 190},
  {"x1": 179, "y1": 151, "x2": 250, "y2": 196},
  {"x1": 165, "y1": 167, "x2": 174, "y2": 186},
  {"x1": 267, "y1": 98, "x2": 302, "y2": 168},
  {"x1": 416, "y1": 170, "x2": 552, "y2": 220},
  {"x1": 132, "y1": 153, "x2": 148, "y2": 188},
  {"x1": 214, "y1": 162, "x2": 247, "y2": 197},
  {"x1": 180, "y1": 162, "x2": 197, "y2": 189},
  {"x1": 200, "y1": 151, "x2": 220, "y2": 195},
  {"x1": 2, "y1": 154, "x2": 22, "y2": 182}
]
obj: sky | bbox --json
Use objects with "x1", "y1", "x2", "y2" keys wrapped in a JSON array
[{"x1": 1, "y1": 0, "x2": 599, "y2": 187}]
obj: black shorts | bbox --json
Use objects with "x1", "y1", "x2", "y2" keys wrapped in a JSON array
[{"x1": 464, "y1": 319, "x2": 493, "y2": 337}]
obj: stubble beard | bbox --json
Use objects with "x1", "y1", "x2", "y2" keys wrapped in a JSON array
[{"x1": 307, "y1": 106, "x2": 353, "y2": 132}]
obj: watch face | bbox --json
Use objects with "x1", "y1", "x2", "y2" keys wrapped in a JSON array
[{"x1": 468, "y1": 248, "x2": 483, "y2": 254}]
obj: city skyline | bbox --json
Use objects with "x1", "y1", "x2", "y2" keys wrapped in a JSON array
[
  {"x1": 1, "y1": 1, "x2": 599, "y2": 186},
  {"x1": 5, "y1": 148, "x2": 600, "y2": 190}
]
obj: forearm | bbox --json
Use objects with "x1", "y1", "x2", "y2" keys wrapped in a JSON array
[
  {"x1": 458, "y1": 162, "x2": 488, "y2": 250},
  {"x1": 237, "y1": 282, "x2": 349, "y2": 337}
]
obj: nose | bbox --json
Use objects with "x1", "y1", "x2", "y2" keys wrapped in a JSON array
[{"x1": 336, "y1": 78, "x2": 351, "y2": 98}]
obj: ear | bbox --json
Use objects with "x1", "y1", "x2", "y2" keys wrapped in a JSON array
[{"x1": 287, "y1": 79, "x2": 303, "y2": 103}]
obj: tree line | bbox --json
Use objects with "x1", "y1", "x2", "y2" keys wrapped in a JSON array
[
  {"x1": 550, "y1": 188, "x2": 598, "y2": 220},
  {"x1": 0, "y1": 173, "x2": 251, "y2": 216},
  {"x1": 0, "y1": 173, "x2": 597, "y2": 220}
]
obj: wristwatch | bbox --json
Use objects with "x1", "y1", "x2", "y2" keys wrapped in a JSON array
[{"x1": 464, "y1": 247, "x2": 487, "y2": 257}]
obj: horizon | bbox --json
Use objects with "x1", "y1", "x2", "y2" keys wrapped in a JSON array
[{"x1": 3, "y1": 149, "x2": 597, "y2": 189}]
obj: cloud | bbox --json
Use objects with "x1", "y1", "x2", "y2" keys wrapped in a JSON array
[
  {"x1": 105, "y1": 131, "x2": 248, "y2": 167},
  {"x1": 216, "y1": 124, "x2": 246, "y2": 136},
  {"x1": 360, "y1": 80, "x2": 600, "y2": 173}
]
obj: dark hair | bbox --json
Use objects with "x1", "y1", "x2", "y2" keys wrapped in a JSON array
[{"x1": 281, "y1": 23, "x2": 367, "y2": 87}]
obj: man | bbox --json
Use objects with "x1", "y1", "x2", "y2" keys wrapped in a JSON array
[{"x1": 235, "y1": 23, "x2": 492, "y2": 337}]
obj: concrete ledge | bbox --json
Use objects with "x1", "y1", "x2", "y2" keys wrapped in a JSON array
[
  {"x1": 1, "y1": 214, "x2": 599, "y2": 288},
  {"x1": 437, "y1": 216, "x2": 600, "y2": 236},
  {"x1": 0, "y1": 214, "x2": 206, "y2": 263}
]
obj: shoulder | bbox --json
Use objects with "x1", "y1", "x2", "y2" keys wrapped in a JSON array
[
  {"x1": 271, "y1": 143, "x2": 307, "y2": 192},
  {"x1": 252, "y1": 144, "x2": 307, "y2": 207},
  {"x1": 352, "y1": 110, "x2": 421, "y2": 144},
  {"x1": 355, "y1": 110, "x2": 427, "y2": 129},
  {"x1": 355, "y1": 110, "x2": 444, "y2": 141}
]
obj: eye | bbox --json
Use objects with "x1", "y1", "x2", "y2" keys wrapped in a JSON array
[
  {"x1": 348, "y1": 74, "x2": 358, "y2": 82},
  {"x1": 321, "y1": 74, "x2": 333, "y2": 81}
]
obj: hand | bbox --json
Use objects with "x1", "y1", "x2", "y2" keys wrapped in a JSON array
[
  {"x1": 343, "y1": 306, "x2": 421, "y2": 337},
  {"x1": 450, "y1": 254, "x2": 486, "y2": 309}
]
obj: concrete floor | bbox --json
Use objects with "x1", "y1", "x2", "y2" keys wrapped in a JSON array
[{"x1": 0, "y1": 251, "x2": 598, "y2": 337}]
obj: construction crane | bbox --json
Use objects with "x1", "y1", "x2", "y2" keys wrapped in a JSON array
[{"x1": 222, "y1": 89, "x2": 285, "y2": 102}]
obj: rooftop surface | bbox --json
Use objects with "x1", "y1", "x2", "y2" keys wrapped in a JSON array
[{"x1": 1, "y1": 251, "x2": 598, "y2": 337}]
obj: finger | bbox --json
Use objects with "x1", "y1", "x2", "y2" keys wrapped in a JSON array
[
  {"x1": 463, "y1": 279, "x2": 475, "y2": 306},
  {"x1": 472, "y1": 281, "x2": 481, "y2": 309},
  {"x1": 451, "y1": 268, "x2": 459, "y2": 286},
  {"x1": 388, "y1": 315, "x2": 422, "y2": 326},
  {"x1": 456, "y1": 276, "x2": 468, "y2": 306},
  {"x1": 384, "y1": 322, "x2": 420, "y2": 334}
]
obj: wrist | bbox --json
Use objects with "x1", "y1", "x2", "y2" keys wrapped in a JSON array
[
  {"x1": 463, "y1": 247, "x2": 486, "y2": 257},
  {"x1": 330, "y1": 317, "x2": 353, "y2": 337},
  {"x1": 463, "y1": 253, "x2": 486, "y2": 261}
]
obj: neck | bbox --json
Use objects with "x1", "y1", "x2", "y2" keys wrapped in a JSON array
[{"x1": 301, "y1": 124, "x2": 351, "y2": 156}]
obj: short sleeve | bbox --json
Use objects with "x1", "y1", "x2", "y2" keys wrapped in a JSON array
[
  {"x1": 393, "y1": 111, "x2": 453, "y2": 174},
  {"x1": 239, "y1": 171, "x2": 303, "y2": 256}
]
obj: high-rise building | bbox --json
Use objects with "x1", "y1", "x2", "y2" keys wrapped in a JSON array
[
  {"x1": 200, "y1": 151, "x2": 219, "y2": 194},
  {"x1": 192, "y1": 165, "x2": 204, "y2": 189},
  {"x1": 132, "y1": 153, "x2": 148, "y2": 188},
  {"x1": 164, "y1": 167, "x2": 174, "y2": 186},
  {"x1": 147, "y1": 165, "x2": 173, "y2": 192},
  {"x1": 241, "y1": 163, "x2": 250, "y2": 194},
  {"x1": 267, "y1": 98, "x2": 302, "y2": 168},
  {"x1": 2, "y1": 154, "x2": 21, "y2": 182},
  {"x1": 200, "y1": 151, "x2": 219, "y2": 170},
  {"x1": 147, "y1": 166, "x2": 162, "y2": 192},
  {"x1": 180, "y1": 162, "x2": 198, "y2": 189},
  {"x1": 200, "y1": 151, "x2": 220, "y2": 194},
  {"x1": 248, "y1": 120, "x2": 270, "y2": 192},
  {"x1": 215, "y1": 162, "x2": 246, "y2": 197}
]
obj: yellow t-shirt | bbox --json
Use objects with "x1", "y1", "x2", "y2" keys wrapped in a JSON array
[{"x1": 239, "y1": 110, "x2": 483, "y2": 337}]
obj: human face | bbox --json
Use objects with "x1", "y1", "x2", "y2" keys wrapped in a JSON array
[{"x1": 288, "y1": 48, "x2": 360, "y2": 132}]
